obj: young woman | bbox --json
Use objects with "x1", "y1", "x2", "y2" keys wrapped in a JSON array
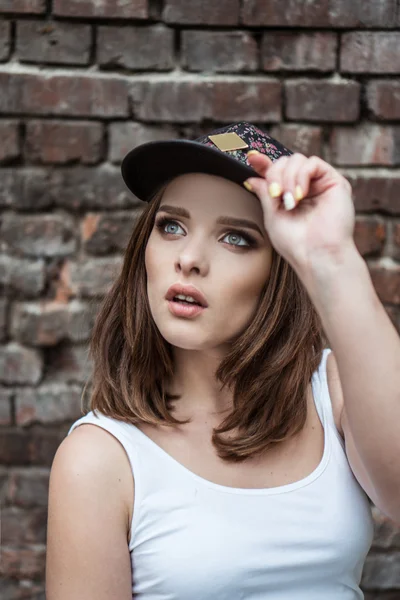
[{"x1": 45, "y1": 122, "x2": 400, "y2": 599}]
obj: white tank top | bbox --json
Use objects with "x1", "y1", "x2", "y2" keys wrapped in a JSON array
[{"x1": 68, "y1": 348, "x2": 374, "y2": 599}]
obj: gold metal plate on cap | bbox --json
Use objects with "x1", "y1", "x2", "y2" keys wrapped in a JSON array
[{"x1": 208, "y1": 132, "x2": 249, "y2": 152}]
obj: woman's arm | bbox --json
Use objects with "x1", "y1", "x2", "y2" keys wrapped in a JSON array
[{"x1": 46, "y1": 425, "x2": 133, "y2": 600}]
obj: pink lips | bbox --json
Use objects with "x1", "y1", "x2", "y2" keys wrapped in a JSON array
[
  {"x1": 165, "y1": 283, "x2": 208, "y2": 319},
  {"x1": 165, "y1": 283, "x2": 208, "y2": 308}
]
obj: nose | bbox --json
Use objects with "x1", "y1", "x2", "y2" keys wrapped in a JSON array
[{"x1": 175, "y1": 236, "x2": 209, "y2": 276}]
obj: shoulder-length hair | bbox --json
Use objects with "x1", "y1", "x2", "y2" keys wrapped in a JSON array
[{"x1": 85, "y1": 186, "x2": 328, "y2": 462}]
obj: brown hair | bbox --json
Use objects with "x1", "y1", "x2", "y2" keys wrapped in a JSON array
[{"x1": 85, "y1": 187, "x2": 328, "y2": 462}]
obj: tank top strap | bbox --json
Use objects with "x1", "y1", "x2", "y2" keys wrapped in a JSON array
[{"x1": 312, "y1": 348, "x2": 334, "y2": 427}]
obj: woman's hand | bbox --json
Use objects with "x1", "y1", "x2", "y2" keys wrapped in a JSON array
[{"x1": 244, "y1": 151, "x2": 356, "y2": 275}]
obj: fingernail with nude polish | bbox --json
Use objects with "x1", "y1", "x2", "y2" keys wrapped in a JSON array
[
  {"x1": 283, "y1": 191, "x2": 296, "y2": 211},
  {"x1": 247, "y1": 150, "x2": 261, "y2": 157}
]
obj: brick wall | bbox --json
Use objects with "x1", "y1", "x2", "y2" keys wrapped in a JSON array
[{"x1": 1, "y1": 1, "x2": 400, "y2": 598}]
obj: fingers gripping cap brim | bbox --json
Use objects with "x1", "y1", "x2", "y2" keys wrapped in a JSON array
[{"x1": 121, "y1": 140, "x2": 258, "y2": 203}]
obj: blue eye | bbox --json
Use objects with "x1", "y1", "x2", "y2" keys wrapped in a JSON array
[
  {"x1": 155, "y1": 217, "x2": 256, "y2": 249},
  {"x1": 222, "y1": 232, "x2": 250, "y2": 247}
]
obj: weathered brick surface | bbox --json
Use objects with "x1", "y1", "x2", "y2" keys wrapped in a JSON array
[
  {"x1": 354, "y1": 217, "x2": 386, "y2": 258},
  {"x1": 367, "y1": 81, "x2": 400, "y2": 121},
  {"x1": 0, "y1": 255, "x2": 45, "y2": 296},
  {"x1": 82, "y1": 210, "x2": 141, "y2": 255},
  {"x1": 269, "y1": 124, "x2": 322, "y2": 157},
  {"x1": 98, "y1": 25, "x2": 174, "y2": 71},
  {"x1": 131, "y1": 79, "x2": 281, "y2": 122},
  {"x1": 16, "y1": 21, "x2": 91, "y2": 65},
  {"x1": 0, "y1": 5, "x2": 399, "y2": 595},
  {"x1": 109, "y1": 122, "x2": 178, "y2": 163},
  {"x1": 242, "y1": 0, "x2": 399, "y2": 27},
  {"x1": 53, "y1": 0, "x2": 148, "y2": 19},
  {"x1": 0, "y1": 386, "x2": 12, "y2": 424},
  {"x1": 341, "y1": 32, "x2": 400, "y2": 74},
  {"x1": 0, "y1": 19, "x2": 10, "y2": 61},
  {"x1": 0, "y1": 71, "x2": 129, "y2": 117},
  {"x1": 0, "y1": 0, "x2": 45, "y2": 14},
  {"x1": 24, "y1": 120, "x2": 104, "y2": 165},
  {"x1": 0, "y1": 121, "x2": 20, "y2": 163},
  {"x1": 164, "y1": 0, "x2": 240, "y2": 25},
  {"x1": 0, "y1": 343, "x2": 43, "y2": 385},
  {"x1": 261, "y1": 32, "x2": 337, "y2": 72},
  {"x1": 285, "y1": 80, "x2": 360, "y2": 122},
  {"x1": 2, "y1": 213, "x2": 77, "y2": 257},
  {"x1": 182, "y1": 31, "x2": 258, "y2": 73},
  {"x1": 15, "y1": 384, "x2": 82, "y2": 426},
  {"x1": 330, "y1": 125, "x2": 400, "y2": 166}
]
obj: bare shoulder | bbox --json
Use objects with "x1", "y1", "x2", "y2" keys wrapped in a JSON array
[
  {"x1": 325, "y1": 351, "x2": 345, "y2": 439},
  {"x1": 46, "y1": 424, "x2": 133, "y2": 600}
]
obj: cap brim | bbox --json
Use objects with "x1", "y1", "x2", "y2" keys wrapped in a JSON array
[{"x1": 121, "y1": 139, "x2": 258, "y2": 202}]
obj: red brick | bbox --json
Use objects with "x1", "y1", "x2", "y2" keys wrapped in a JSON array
[
  {"x1": 341, "y1": 32, "x2": 400, "y2": 74},
  {"x1": 362, "y1": 552, "x2": 400, "y2": 588},
  {"x1": 51, "y1": 165, "x2": 141, "y2": 210},
  {"x1": 269, "y1": 124, "x2": 323, "y2": 157},
  {"x1": 15, "y1": 384, "x2": 82, "y2": 426},
  {"x1": 82, "y1": 210, "x2": 141, "y2": 255},
  {"x1": 0, "y1": 19, "x2": 10, "y2": 61},
  {"x1": 386, "y1": 306, "x2": 400, "y2": 335},
  {"x1": 285, "y1": 79, "x2": 360, "y2": 122},
  {"x1": 370, "y1": 506, "x2": 400, "y2": 550},
  {"x1": 6, "y1": 468, "x2": 50, "y2": 507},
  {"x1": 0, "y1": 546, "x2": 46, "y2": 579},
  {"x1": 0, "y1": 168, "x2": 54, "y2": 210},
  {"x1": 182, "y1": 31, "x2": 258, "y2": 73},
  {"x1": 367, "y1": 80, "x2": 400, "y2": 121},
  {"x1": 0, "y1": 298, "x2": 7, "y2": 341},
  {"x1": 393, "y1": 222, "x2": 400, "y2": 261},
  {"x1": 0, "y1": 120, "x2": 20, "y2": 163},
  {"x1": 16, "y1": 20, "x2": 91, "y2": 66},
  {"x1": 0, "y1": 387, "x2": 12, "y2": 425},
  {"x1": 261, "y1": 32, "x2": 337, "y2": 72},
  {"x1": 66, "y1": 300, "x2": 100, "y2": 343},
  {"x1": 131, "y1": 79, "x2": 210, "y2": 122},
  {"x1": 0, "y1": 255, "x2": 45, "y2": 296},
  {"x1": 369, "y1": 261, "x2": 400, "y2": 305},
  {"x1": 10, "y1": 302, "x2": 70, "y2": 346},
  {"x1": 164, "y1": 0, "x2": 240, "y2": 25},
  {"x1": 109, "y1": 122, "x2": 177, "y2": 163},
  {"x1": 25, "y1": 120, "x2": 104, "y2": 165},
  {"x1": 0, "y1": 428, "x2": 64, "y2": 466},
  {"x1": 46, "y1": 344, "x2": 91, "y2": 384},
  {"x1": 0, "y1": 343, "x2": 43, "y2": 385},
  {"x1": 2, "y1": 214, "x2": 77, "y2": 258},
  {"x1": 98, "y1": 25, "x2": 174, "y2": 71},
  {"x1": 3, "y1": 506, "x2": 47, "y2": 544},
  {"x1": 0, "y1": 71, "x2": 129, "y2": 117},
  {"x1": 69, "y1": 256, "x2": 123, "y2": 297},
  {"x1": 242, "y1": 0, "x2": 398, "y2": 27},
  {"x1": 131, "y1": 78, "x2": 281, "y2": 122},
  {"x1": 330, "y1": 125, "x2": 400, "y2": 166},
  {"x1": 53, "y1": 0, "x2": 148, "y2": 19},
  {"x1": 342, "y1": 171, "x2": 400, "y2": 216},
  {"x1": 0, "y1": 0, "x2": 45, "y2": 14},
  {"x1": 209, "y1": 80, "x2": 281, "y2": 122},
  {"x1": 1, "y1": 578, "x2": 45, "y2": 598},
  {"x1": 353, "y1": 217, "x2": 386, "y2": 258}
]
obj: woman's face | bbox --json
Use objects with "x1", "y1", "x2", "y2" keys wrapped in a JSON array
[{"x1": 145, "y1": 173, "x2": 273, "y2": 352}]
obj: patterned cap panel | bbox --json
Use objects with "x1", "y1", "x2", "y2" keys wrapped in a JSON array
[{"x1": 195, "y1": 122, "x2": 293, "y2": 168}]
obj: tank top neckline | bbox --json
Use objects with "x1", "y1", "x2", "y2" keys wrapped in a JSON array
[{"x1": 126, "y1": 361, "x2": 332, "y2": 496}]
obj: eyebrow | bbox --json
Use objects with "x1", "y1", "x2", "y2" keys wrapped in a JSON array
[{"x1": 156, "y1": 205, "x2": 264, "y2": 237}]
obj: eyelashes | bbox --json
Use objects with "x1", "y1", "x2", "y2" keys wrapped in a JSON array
[{"x1": 154, "y1": 216, "x2": 257, "y2": 249}]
